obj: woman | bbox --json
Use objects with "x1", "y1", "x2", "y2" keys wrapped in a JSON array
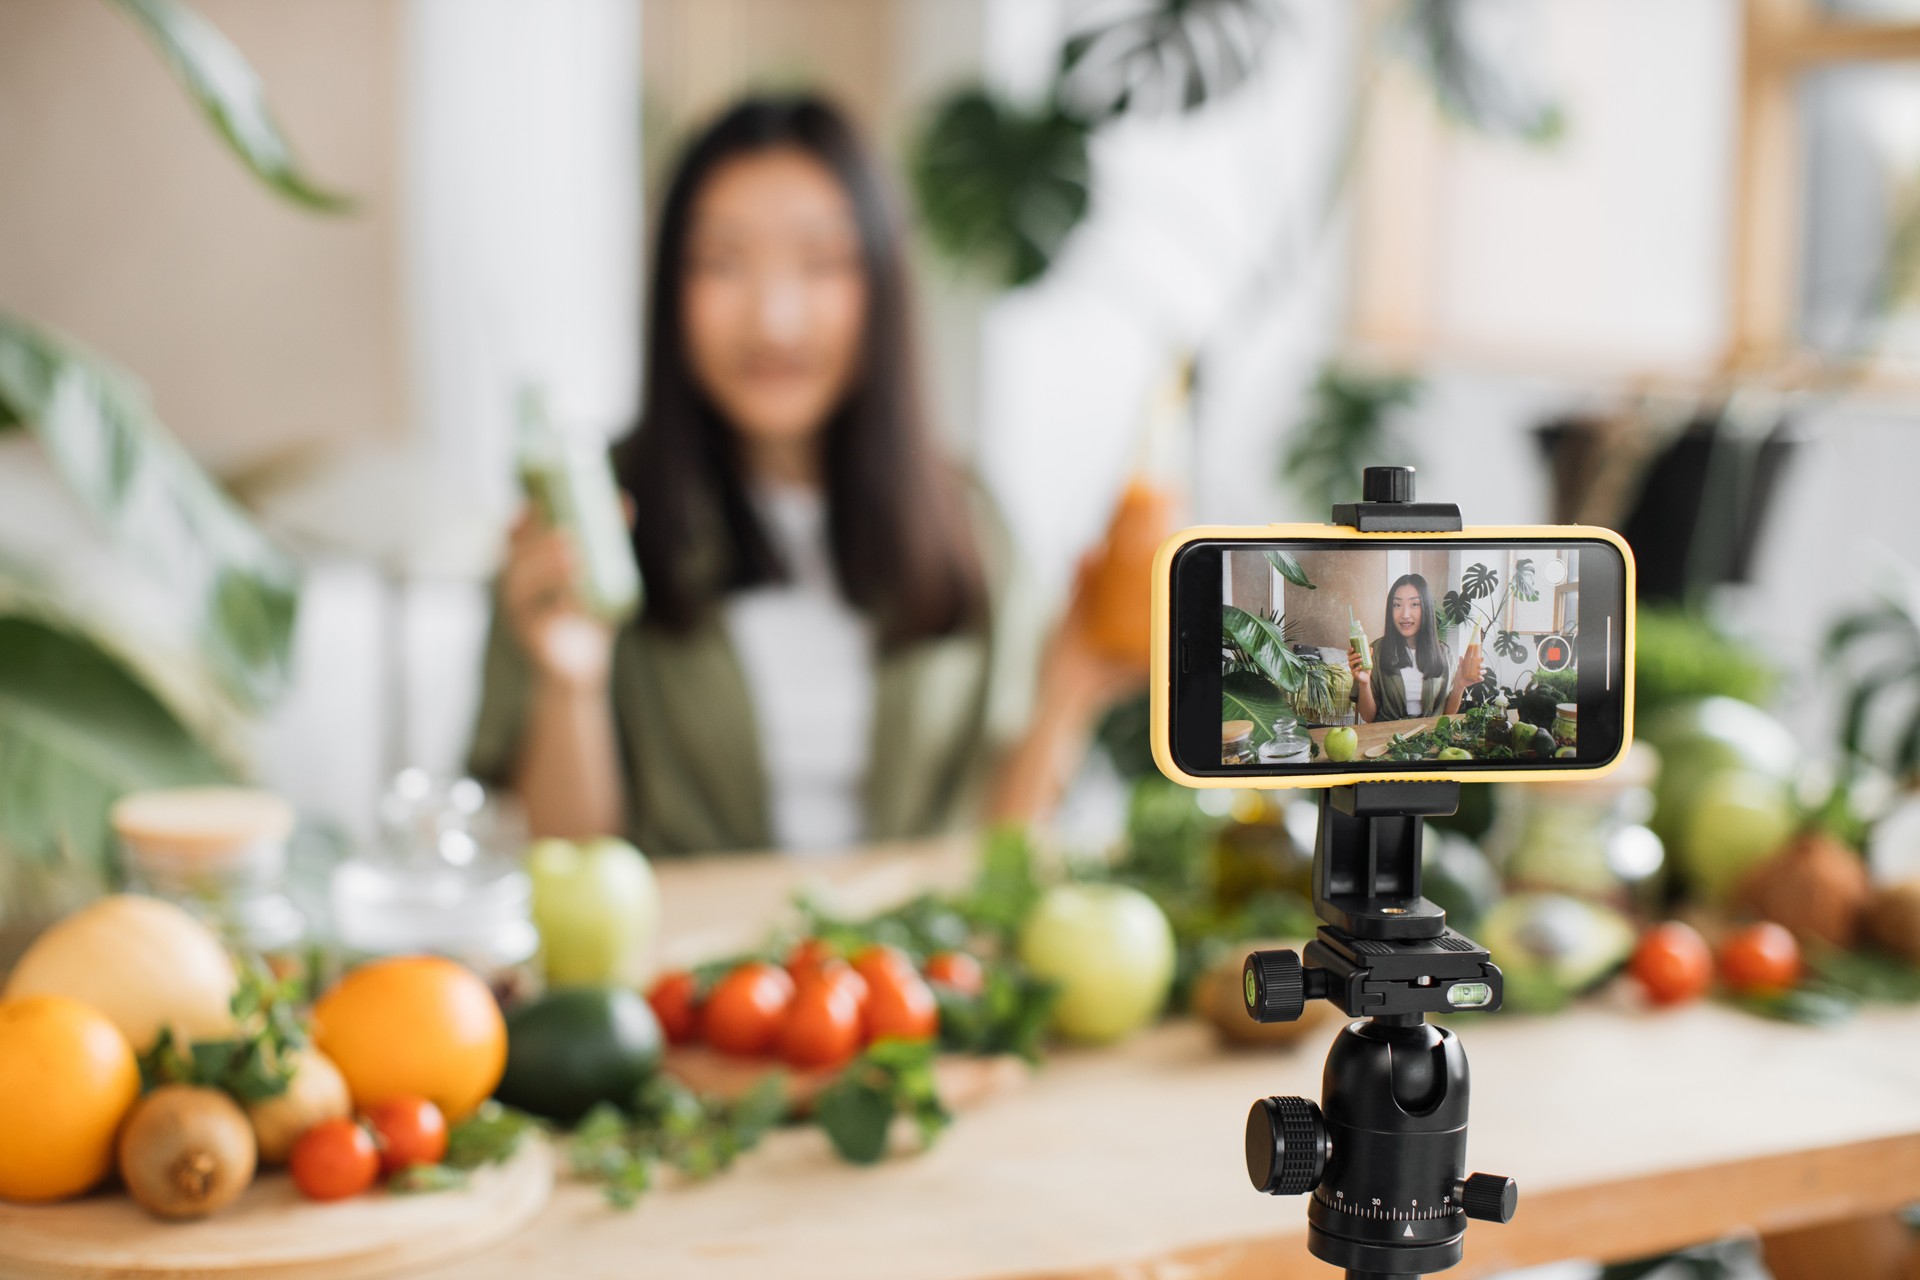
[
  {"x1": 468, "y1": 95, "x2": 1134, "y2": 854},
  {"x1": 1346, "y1": 574, "x2": 1482, "y2": 723}
]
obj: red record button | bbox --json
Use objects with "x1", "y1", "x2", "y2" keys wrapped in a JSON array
[{"x1": 1536, "y1": 635, "x2": 1573, "y2": 672}]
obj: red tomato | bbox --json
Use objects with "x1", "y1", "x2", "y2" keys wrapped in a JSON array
[
  {"x1": 852, "y1": 944, "x2": 915, "y2": 988},
  {"x1": 704, "y1": 962, "x2": 795, "y2": 1057},
  {"x1": 1628, "y1": 922, "x2": 1712, "y2": 1006},
  {"x1": 290, "y1": 1118, "x2": 380, "y2": 1201},
  {"x1": 1719, "y1": 922, "x2": 1801, "y2": 995},
  {"x1": 778, "y1": 974, "x2": 864, "y2": 1071},
  {"x1": 923, "y1": 951, "x2": 984, "y2": 996},
  {"x1": 647, "y1": 971, "x2": 703, "y2": 1046},
  {"x1": 363, "y1": 1096, "x2": 449, "y2": 1174},
  {"x1": 785, "y1": 938, "x2": 839, "y2": 982},
  {"x1": 861, "y1": 962, "x2": 938, "y2": 1044}
]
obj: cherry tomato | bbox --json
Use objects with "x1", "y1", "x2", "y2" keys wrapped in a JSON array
[
  {"x1": 1628, "y1": 922, "x2": 1712, "y2": 1006},
  {"x1": 648, "y1": 971, "x2": 703, "y2": 1046},
  {"x1": 1719, "y1": 922, "x2": 1801, "y2": 995},
  {"x1": 778, "y1": 973, "x2": 864, "y2": 1070},
  {"x1": 861, "y1": 961, "x2": 938, "y2": 1044},
  {"x1": 290, "y1": 1117, "x2": 380, "y2": 1201},
  {"x1": 704, "y1": 962, "x2": 795, "y2": 1057},
  {"x1": 785, "y1": 938, "x2": 840, "y2": 982},
  {"x1": 923, "y1": 951, "x2": 984, "y2": 996},
  {"x1": 364, "y1": 1095, "x2": 449, "y2": 1174},
  {"x1": 852, "y1": 944, "x2": 916, "y2": 988}
]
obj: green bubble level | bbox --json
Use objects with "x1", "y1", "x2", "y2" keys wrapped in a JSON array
[{"x1": 1447, "y1": 982, "x2": 1493, "y2": 1008}]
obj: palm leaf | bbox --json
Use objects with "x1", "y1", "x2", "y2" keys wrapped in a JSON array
[
  {"x1": 1223, "y1": 604, "x2": 1304, "y2": 692},
  {"x1": 1841, "y1": 658, "x2": 1920, "y2": 762},
  {"x1": 108, "y1": 0, "x2": 351, "y2": 211},
  {"x1": 1222, "y1": 671, "x2": 1288, "y2": 748},
  {"x1": 0, "y1": 613, "x2": 234, "y2": 873},
  {"x1": 0, "y1": 315, "x2": 300, "y2": 708},
  {"x1": 1263, "y1": 549, "x2": 1315, "y2": 589}
]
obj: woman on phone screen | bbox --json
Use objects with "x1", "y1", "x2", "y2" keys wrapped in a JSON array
[
  {"x1": 466, "y1": 95, "x2": 1136, "y2": 855},
  {"x1": 1346, "y1": 574, "x2": 1482, "y2": 724}
]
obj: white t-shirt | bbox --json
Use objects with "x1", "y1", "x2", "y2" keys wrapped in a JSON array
[
  {"x1": 1398, "y1": 664, "x2": 1424, "y2": 718},
  {"x1": 722, "y1": 485, "x2": 873, "y2": 852}
]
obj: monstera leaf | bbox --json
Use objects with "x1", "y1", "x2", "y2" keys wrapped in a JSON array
[
  {"x1": 911, "y1": 89, "x2": 1091, "y2": 288},
  {"x1": 1510, "y1": 557, "x2": 1538, "y2": 602},
  {"x1": 1396, "y1": 0, "x2": 1564, "y2": 143},
  {"x1": 0, "y1": 315, "x2": 300, "y2": 709},
  {"x1": 1460, "y1": 561, "x2": 1499, "y2": 601},
  {"x1": 1493, "y1": 629, "x2": 1528, "y2": 662},
  {"x1": 108, "y1": 0, "x2": 350, "y2": 211},
  {"x1": 1057, "y1": 0, "x2": 1291, "y2": 122},
  {"x1": 1440, "y1": 590, "x2": 1473, "y2": 629}
]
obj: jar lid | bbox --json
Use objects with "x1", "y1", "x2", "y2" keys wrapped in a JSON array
[
  {"x1": 113, "y1": 788, "x2": 295, "y2": 858},
  {"x1": 1555, "y1": 702, "x2": 1579, "y2": 719},
  {"x1": 1222, "y1": 719, "x2": 1254, "y2": 742}
]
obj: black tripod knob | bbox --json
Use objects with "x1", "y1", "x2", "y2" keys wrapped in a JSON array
[
  {"x1": 1456, "y1": 1172, "x2": 1518, "y2": 1223},
  {"x1": 1246, "y1": 1096, "x2": 1327, "y2": 1196},
  {"x1": 1243, "y1": 949, "x2": 1325, "y2": 1023},
  {"x1": 1362, "y1": 465, "x2": 1416, "y2": 503}
]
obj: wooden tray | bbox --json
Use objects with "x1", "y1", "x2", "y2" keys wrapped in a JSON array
[
  {"x1": 0, "y1": 1136, "x2": 552, "y2": 1280},
  {"x1": 664, "y1": 1046, "x2": 1030, "y2": 1112}
]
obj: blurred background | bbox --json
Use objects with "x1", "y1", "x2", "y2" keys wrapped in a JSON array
[{"x1": 7, "y1": 1, "x2": 1920, "y2": 1275}]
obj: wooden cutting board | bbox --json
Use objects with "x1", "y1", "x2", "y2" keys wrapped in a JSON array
[
  {"x1": 663, "y1": 1046, "x2": 1030, "y2": 1112},
  {"x1": 0, "y1": 1136, "x2": 552, "y2": 1280}
]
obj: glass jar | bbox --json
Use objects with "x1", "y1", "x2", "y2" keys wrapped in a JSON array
[
  {"x1": 1258, "y1": 711, "x2": 1312, "y2": 764},
  {"x1": 1222, "y1": 720, "x2": 1256, "y2": 766},
  {"x1": 115, "y1": 788, "x2": 306, "y2": 960},
  {"x1": 329, "y1": 770, "x2": 537, "y2": 1002},
  {"x1": 1552, "y1": 702, "x2": 1579, "y2": 751}
]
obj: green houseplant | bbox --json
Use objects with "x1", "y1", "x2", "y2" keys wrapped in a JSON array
[{"x1": 0, "y1": 0, "x2": 348, "y2": 878}]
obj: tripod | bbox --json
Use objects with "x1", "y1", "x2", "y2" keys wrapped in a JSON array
[{"x1": 1240, "y1": 468, "x2": 1516, "y2": 1279}]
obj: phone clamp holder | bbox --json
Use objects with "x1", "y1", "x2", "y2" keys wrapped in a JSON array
[{"x1": 1241, "y1": 467, "x2": 1516, "y2": 1280}]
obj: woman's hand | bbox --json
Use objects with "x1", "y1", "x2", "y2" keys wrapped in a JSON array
[
  {"x1": 1038, "y1": 554, "x2": 1149, "y2": 716},
  {"x1": 1346, "y1": 647, "x2": 1371, "y2": 688},
  {"x1": 1455, "y1": 645, "x2": 1484, "y2": 691},
  {"x1": 500, "y1": 510, "x2": 616, "y2": 692}
]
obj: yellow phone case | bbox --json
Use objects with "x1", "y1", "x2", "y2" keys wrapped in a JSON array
[{"x1": 1149, "y1": 523, "x2": 1636, "y2": 789}]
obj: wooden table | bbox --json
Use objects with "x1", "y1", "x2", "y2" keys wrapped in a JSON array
[
  {"x1": 1307, "y1": 714, "x2": 1441, "y2": 758},
  {"x1": 421, "y1": 839, "x2": 1920, "y2": 1280}
]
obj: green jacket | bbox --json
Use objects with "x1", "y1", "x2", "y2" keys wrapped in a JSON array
[
  {"x1": 1367, "y1": 635, "x2": 1454, "y2": 723},
  {"x1": 467, "y1": 498, "x2": 1039, "y2": 856}
]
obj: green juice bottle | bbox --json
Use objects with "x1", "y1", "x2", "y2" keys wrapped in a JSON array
[
  {"x1": 516, "y1": 386, "x2": 642, "y2": 624},
  {"x1": 1348, "y1": 606, "x2": 1372, "y2": 672}
]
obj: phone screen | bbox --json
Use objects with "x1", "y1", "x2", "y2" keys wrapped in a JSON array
[{"x1": 1168, "y1": 537, "x2": 1629, "y2": 778}]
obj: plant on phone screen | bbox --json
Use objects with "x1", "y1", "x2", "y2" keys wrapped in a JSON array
[
  {"x1": 1440, "y1": 559, "x2": 1535, "y2": 661},
  {"x1": 1221, "y1": 553, "x2": 1327, "y2": 743}
]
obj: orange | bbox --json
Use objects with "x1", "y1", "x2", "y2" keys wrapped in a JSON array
[
  {"x1": 311, "y1": 956, "x2": 506, "y2": 1121},
  {"x1": 0, "y1": 995, "x2": 140, "y2": 1202}
]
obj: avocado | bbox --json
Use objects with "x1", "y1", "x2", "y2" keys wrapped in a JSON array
[
  {"x1": 1475, "y1": 894, "x2": 1634, "y2": 1013},
  {"x1": 496, "y1": 986, "x2": 663, "y2": 1124}
]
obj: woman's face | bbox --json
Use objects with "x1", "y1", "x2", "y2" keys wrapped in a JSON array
[
  {"x1": 1391, "y1": 584, "x2": 1423, "y2": 639},
  {"x1": 681, "y1": 148, "x2": 868, "y2": 453}
]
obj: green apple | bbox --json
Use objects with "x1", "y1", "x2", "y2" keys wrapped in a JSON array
[
  {"x1": 1017, "y1": 883, "x2": 1175, "y2": 1044},
  {"x1": 527, "y1": 837, "x2": 661, "y2": 986},
  {"x1": 1437, "y1": 747, "x2": 1472, "y2": 761},
  {"x1": 1324, "y1": 726, "x2": 1359, "y2": 762}
]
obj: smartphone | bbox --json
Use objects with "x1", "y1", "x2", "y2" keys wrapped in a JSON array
[{"x1": 1150, "y1": 525, "x2": 1634, "y2": 787}]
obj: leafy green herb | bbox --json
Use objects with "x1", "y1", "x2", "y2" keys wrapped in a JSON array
[
  {"x1": 814, "y1": 1039, "x2": 951, "y2": 1165},
  {"x1": 568, "y1": 1074, "x2": 789, "y2": 1209},
  {"x1": 445, "y1": 1101, "x2": 539, "y2": 1170},
  {"x1": 1728, "y1": 987, "x2": 1854, "y2": 1027},
  {"x1": 387, "y1": 1163, "x2": 473, "y2": 1195},
  {"x1": 935, "y1": 965, "x2": 1058, "y2": 1062},
  {"x1": 138, "y1": 958, "x2": 306, "y2": 1101}
]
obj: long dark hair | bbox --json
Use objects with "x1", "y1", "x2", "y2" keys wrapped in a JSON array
[
  {"x1": 1378, "y1": 573, "x2": 1447, "y2": 679},
  {"x1": 614, "y1": 95, "x2": 986, "y2": 650}
]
